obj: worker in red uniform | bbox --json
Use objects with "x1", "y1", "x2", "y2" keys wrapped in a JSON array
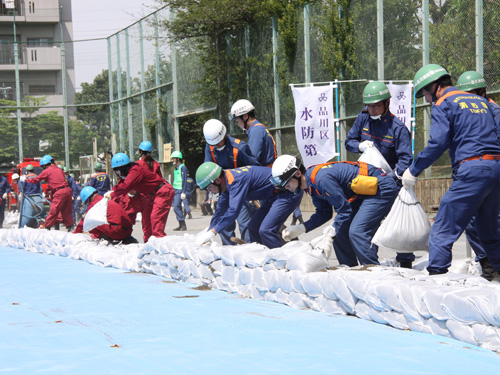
[
  {"x1": 73, "y1": 186, "x2": 138, "y2": 244},
  {"x1": 104, "y1": 152, "x2": 174, "y2": 241},
  {"x1": 19, "y1": 154, "x2": 73, "y2": 231},
  {"x1": 135, "y1": 140, "x2": 163, "y2": 240}
]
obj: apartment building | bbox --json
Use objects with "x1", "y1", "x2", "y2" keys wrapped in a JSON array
[{"x1": 0, "y1": 0, "x2": 75, "y2": 115}]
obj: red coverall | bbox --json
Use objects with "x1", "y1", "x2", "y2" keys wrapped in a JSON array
[
  {"x1": 110, "y1": 164, "x2": 174, "y2": 240},
  {"x1": 74, "y1": 195, "x2": 134, "y2": 240},
  {"x1": 26, "y1": 164, "x2": 73, "y2": 229},
  {"x1": 136, "y1": 157, "x2": 163, "y2": 241},
  {"x1": 113, "y1": 191, "x2": 149, "y2": 224}
]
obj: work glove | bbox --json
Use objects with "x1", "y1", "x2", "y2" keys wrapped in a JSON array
[
  {"x1": 19, "y1": 175, "x2": 26, "y2": 182},
  {"x1": 181, "y1": 193, "x2": 186, "y2": 200},
  {"x1": 76, "y1": 196, "x2": 81, "y2": 201},
  {"x1": 195, "y1": 229, "x2": 216, "y2": 246},
  {"x1": 310, "y1": 225, "x2": 336, "y2": 260},
  {"x1": 2, "y1": 193, "x2": 6, "y2": 199},
  {"x1": 358, "y1": 140, "x2": 374, "y2": 153},
  {"x1": 402, "y1": 169, "x2": 418, "y2": 188},
  {"x1": 283, "y1": 224, "x2": 306, "y2": 241},
  {"x1": 103, "y1": 191, "x2": 113, "y2": 200}
]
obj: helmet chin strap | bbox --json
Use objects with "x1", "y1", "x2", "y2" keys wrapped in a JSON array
[{"x1": 291, "y1": 175, "x2": 302, "y2": 195}]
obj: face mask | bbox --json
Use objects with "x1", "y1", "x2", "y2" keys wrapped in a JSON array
[
  {"x1": 370, "y1": 115, "x2": 382, "y2": 120},
  {"x1": 216, "y1": 145, "x2": 226, "y2": 151}
]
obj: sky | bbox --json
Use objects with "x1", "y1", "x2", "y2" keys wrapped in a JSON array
[{"x1": 71, "y1": 0, "x2": 163, "y2": 91}]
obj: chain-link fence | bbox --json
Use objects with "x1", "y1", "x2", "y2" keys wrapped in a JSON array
[{"x1": 1, "y1": 1, "x2": 500, "y2": 180}]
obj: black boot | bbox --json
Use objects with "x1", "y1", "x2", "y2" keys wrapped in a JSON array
[
  {"x1": 54, "y1": 223, "x2": 60, "y2": 230},
  {"x1": 479, "y1": 258, "x2": 495, "y2": 281},
  {"x1": 399, "y1": 261, "x2": 412, "y2": 269},
  {"x1": 173, "y1": 220, "x2": 187, "y2": 231}
]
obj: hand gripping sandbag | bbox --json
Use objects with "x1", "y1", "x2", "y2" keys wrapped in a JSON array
[
  {"x1": 372, "y1": 186, "x2": 431, "y2": 253},
  {"x1": 83, "y1": 198, "x2": 109, "y2": 232},
  {"x1": 358, "y1": 144, "x2": 392, "y2": 173}
]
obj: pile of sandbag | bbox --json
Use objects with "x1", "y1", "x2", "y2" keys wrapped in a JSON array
[{"x1": 1, "y1": 227, "x2": 500, "y2": 353}]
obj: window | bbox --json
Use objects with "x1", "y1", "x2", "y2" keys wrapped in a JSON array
[{"x1": 27, "y1": 38, "x2": 54, "y2": 47}]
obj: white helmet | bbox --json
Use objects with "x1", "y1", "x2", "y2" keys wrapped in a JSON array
[
  {"x1": 12, "y1": 173, "x2": 19, "y2": 180},
  {"x1": 270, "y1": 155, "x2": 301, "y2": 189},
  {"x1": 203, "y1": 119, "x2": 227, "y2": 145},
  {"x1": 229, "y1": 99, "x2": 255, "y2": 120}
]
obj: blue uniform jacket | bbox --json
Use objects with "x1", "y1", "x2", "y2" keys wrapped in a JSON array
[
  {"x1": 345, "y1": 109, "x2": 412, "y2": 177},
  {"x1": 0, "y1": 176, "x2": 11, "y2": 195},
  {"x1": 487, "y1": 98, "x2": 500, "y2": 136},
  {"x1": 87, "y1": 172, "x2": 111, "y2": 196},
  {"x1": 304, "y1": 162, "x2": 383, "y2": 234},
  {"x1": 19, "y1": 173, "x2": 41, "y2": 195},
  {"x1": 410, "y1": 87, "x2": 500, "y2": 176},
  {"x1": 210, "y1": 166, "x2": 276, "y2": 234},
  {"x1": 204, "y1": 136, "x2": 260, "y2": 169},
  {"x1": 185, "y1": 176, "x2": 195, "y2": 196},
  {"x1": 246, "y1": 120, "x2": 277, "y2": 167},
  {"x1": 66, "y1": 175, "x2": 79, "y2": 198}
]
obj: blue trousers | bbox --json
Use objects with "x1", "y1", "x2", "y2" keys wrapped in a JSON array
[
  {"x1": 333, "y1": 175, "x2": 399, "y2": 266},
  {"x1": 465, "y1": 216, "x2": 488, "y2": 262},
  {"x1": 219, "y1": 202, "x2": 257, "y2": 245},
  {"x1": 173, "y1": 189, "x2": 184, "y2": 222},
  {"x1": 249, "y1": 190, "x2": 303, "y2": 248},
  {"x1": 428, "y1": 159, "x2": 500, "y2": 274}
]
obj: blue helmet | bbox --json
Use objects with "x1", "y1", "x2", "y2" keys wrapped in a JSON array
[
  {"x1": 111, "y1": 152, "x2": 130, "y2": 168},
  {"x1": 80, "y1": 186, "x2": 97, "y2": 203},
  {"x1": 40, "y1": 154, "x2": 53, "y2": 166},
  {"x1": 139, "y1": 141, "x2": 153, "y2": 152}
]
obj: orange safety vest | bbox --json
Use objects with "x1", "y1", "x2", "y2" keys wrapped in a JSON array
[
  {"x1": 210, "y1": 139, "x2": 241, "y2": 169},
  {"x1": 309, "y1": 161, "x2": 369, "y2": 203}
]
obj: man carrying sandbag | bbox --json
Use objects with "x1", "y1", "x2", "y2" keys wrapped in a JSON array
[
  {"x1": 345, "y1": 81, "x2": 414, "y2": 268},
  {"x1": 402, "y1": 64, "x2": 500, "y2": 280},
  {"x1": 275, "y1": 155, "x2": 398, "y2": 267},
  {"x1": 73, "y1": 186, "x2": 138, "y2": 244},
  {"x1": 194, "y1": 162, "x2": 302, "y2": 248}
]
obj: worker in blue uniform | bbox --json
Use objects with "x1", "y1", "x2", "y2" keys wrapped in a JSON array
[
  {"x1": 87, "y1": 162, "x2": 111, "y2": 196},
  {"x1": 275, "y1": 155, "x2": 398, "y2": 266},
  {"x1": 203, "y1": 119, "x2": 261, "y2": 244},
  {"x1": 19, "y1": 164, "x2": 41, "y2": 195},
  {"x1": 194, "y1": 162, "x2": 301, "y2": 248},
  {"x1": 455, "y1": 71, "x2": 500, "y2": 280},
  {"x1": 345, "y1": 81, "x2": 414, "y2": 268},
  {"x1": 229, "y1": 99, "x2": 277, "y2": 167},
  {"x1": 0, "y1": 173, "x2": 11, "y2": 228},
  {"x1": 402, "y1": 64, "x2": 500, "y2": 280}
]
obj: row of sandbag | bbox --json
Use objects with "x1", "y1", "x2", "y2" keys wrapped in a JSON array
[
  {"x1": 1, "y1": 228, "x2": 500, "y2": 352},
  {"x1": 142, "y1": 235, "x2": 500, "y2": 352},
  {"x1": 0, "y1": 227, "x2": 144, "y2": 271}
]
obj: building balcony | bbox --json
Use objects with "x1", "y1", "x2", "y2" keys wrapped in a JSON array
[
  {"x1": 0, "y1": 0, "x2": 60, "y2": 23},
  {"x1": 0, "y1": 45, "x2": 61, "y2": 71}
]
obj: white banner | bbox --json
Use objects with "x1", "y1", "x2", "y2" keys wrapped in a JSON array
[
  {"x1": 291, "y1": 84, "x2": 337, "y2": 168},
  {"x1": 388, "y1": 83, "x2": 412, "y2": 131}
]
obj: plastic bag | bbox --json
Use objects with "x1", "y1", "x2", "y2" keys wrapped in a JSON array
[
  {"x1": 83, "y1": 198, "x2": 109, "y2": 232},
  {"x1": 358, "y1": 144, "x2": 392, "y2": 173},
  {"x1": 372, "y1": 186, "x2": 430, "y2": 253}
]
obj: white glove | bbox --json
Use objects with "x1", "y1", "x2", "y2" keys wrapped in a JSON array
[
  {"x1": 2, "y1": 193, "x2": 6, "y2": 199},
  {"x1": 311, "y1": 235, "x2": 334, "y2": 260},
  {"x1": 323, "y1": 225, "x2": 336, "y2": 238},
  {"x1": 103, "y1": 191, "x2": 112, "y2": 200},
  {"x1": 402, "y1": 169, "x2": 418, "y2": 188},
  {"x1": 358, "y1": 140, "x2": 374, "y2": 152},
  {"x1": 19, "y1": 175, "x2": 26, "y2": 182},
  {"x1": 77, "y1": 196, "x2": 81, "y2": 201},
  {"x1": 283, "y1": 224, "x2": 306, "y2": 241},
  {"x1": 195, "y1": 229, "x2": 216, "y2": 246},
  {"x1": 181, "y1": 193, "x2": 186, "y2": 200}
]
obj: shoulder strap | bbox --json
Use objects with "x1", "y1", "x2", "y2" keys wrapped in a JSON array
[
  {"x1": 310, "y1": 161, "x2": 366, "y2": 184},
  {"x1": 209, "y1": 145, "x2": 217, "y2": 163}
]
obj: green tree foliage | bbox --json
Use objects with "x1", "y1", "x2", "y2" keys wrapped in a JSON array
[{"x1": 73, "y1": 69, "x2": 111, "y2": 152}]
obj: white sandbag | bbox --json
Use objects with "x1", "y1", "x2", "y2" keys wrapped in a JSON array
[
  {"x1": 446, "y1": 319, "x2": 477, "y2": 345},
  {"x1": 358, "y1": 144, "x2": 392, "y2": 172},
  {"x1": 372, "y1": 186, "x2": 431, "y2": 253},
  {"x1": 285, "y1": 247, "x2": 329, "y2": 272},
  {"x1": 83, "y1": 198, "x2": 109, "y2": 232},
  {"x1": 472, "y1": 324, "x2": 500, "y2": 351}
]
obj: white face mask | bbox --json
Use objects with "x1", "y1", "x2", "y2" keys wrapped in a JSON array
[
  {"x1": 370, "y1": 115, "x2": 382, "y2": 120},
  {"x1": 216, "y1": 145, "x2": 226, "y2": 151}
]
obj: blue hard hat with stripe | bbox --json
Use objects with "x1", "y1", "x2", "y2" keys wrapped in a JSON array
[
  {"x1": 111, "y1": 153, "x2": 131, "y2": 168},
  {"x1": 80, "y1": 186, "x2": 97, "y2": 203},
  {"x1": 139, "y1": 141, "x2": 153, "y2": 152}
]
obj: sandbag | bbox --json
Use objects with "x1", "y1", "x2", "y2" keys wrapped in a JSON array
[
  {"x1": 83, "y1": 198, "x2": 109, "y2": 232},
  {"x1": 372, "y1": 186, "x2": 431, "y2": 253},
  {"x1": 358, "y1": 144, "x2": 392, "y2": 173}
]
